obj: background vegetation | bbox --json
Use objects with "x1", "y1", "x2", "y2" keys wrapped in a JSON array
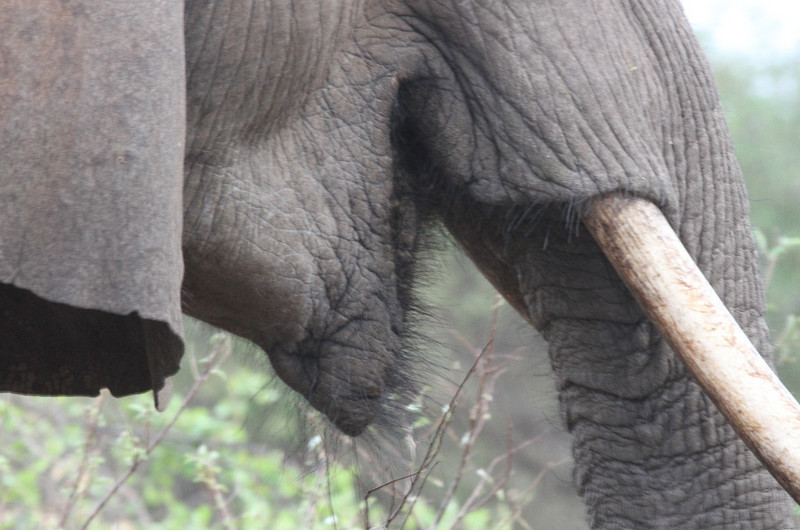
[{"x1": 2, "y1": 20, "x2": 800, "y2": 530}]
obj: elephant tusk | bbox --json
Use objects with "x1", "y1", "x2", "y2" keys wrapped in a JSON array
[{"x1": 583, "y1": 194, "x2": 800, "y2": 503}]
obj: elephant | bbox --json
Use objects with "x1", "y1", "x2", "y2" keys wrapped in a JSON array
[{"x1": 1, "y1": 0, "x2": 798, "y2": 526}]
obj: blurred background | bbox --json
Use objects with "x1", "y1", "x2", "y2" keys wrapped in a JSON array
[{"x1": 2, "y1": 3, "x2": 800, "y2": 528}]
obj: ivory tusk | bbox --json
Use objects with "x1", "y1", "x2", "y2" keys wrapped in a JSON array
[{"x1": 583, "y1": 194, "x2": 800, "y2": 503}]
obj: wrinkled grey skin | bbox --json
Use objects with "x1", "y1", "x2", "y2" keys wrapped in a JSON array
[{"x1": 0, "y1": 0, "x2": 795, "y2": 527}]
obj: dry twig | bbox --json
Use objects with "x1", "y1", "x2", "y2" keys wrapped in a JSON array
[{"x1": 79, "y1": 335, "x2": 232, "y2": 529}]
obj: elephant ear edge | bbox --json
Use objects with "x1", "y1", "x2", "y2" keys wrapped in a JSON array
[{"x1": 0, "y1": 1, "x2": 186, "y2": 402}]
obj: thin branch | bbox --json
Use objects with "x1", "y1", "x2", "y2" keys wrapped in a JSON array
[
  {"x1": 368, "y1": 339, "x2": 487, "y2": 528},
  {"x1": 199, "y1": 454, "x2": 236, "y2": 530},
  {"x1": 493, "y1": 458, "x2": 570, "y2": 529},
  {"x1": 369, "y1": 296, "x2": 505, "y2": 528},
  {"x1": 453, "y1": 432, "x2": 546, "y2": 526},
  {"x1": 80, "y1": 336, "x2": 232, "y2": 529},
  {"x1": 59, "y1": 392, "x2": 106, "y2": 526},
  {"x1": 431, "y1": 298, "x2": 503, "y2": 528},
  {"x1": 432, "y1": 348, "x2": 494, "y2": 526}
]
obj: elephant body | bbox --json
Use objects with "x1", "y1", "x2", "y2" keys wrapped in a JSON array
[{"x1": 0, "y1": 0, "x2": 795, "y2": 526}]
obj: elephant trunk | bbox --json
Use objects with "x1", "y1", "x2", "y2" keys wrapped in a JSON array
[
  {"x1": 439, "y1": 190, "x2": 795, "y2": 525},
  {"x1": 584, "y1": 194, "x2": 800, "y2": 504}
]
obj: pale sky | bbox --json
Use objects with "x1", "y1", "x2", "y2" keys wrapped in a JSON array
[{"x1": 682, "y1": 0, "x2": 800, "y2": 57}]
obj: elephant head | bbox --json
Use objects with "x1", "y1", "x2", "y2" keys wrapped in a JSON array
[{"x1": 1, "y1": 0, "x2": 798, "y2": 526}]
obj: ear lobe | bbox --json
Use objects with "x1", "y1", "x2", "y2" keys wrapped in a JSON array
[{"x1": 0, "y1": 2, "x2": 186, "y2": 398}]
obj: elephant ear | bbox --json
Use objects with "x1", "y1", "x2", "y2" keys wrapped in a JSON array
[{"x1": 0, "y1": 2, "x2": 185, "y2": 405}]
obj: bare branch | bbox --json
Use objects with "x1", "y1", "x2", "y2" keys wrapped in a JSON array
[{"x1": 80, "y1": 335, "x2": 232, "y2": 529}]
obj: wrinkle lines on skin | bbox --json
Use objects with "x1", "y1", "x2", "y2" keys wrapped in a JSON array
[
  {"x1": 394, "y1": 10, "x2": 487, "y2": 184},
  {"x1": 404, "y1": 3, "x2": 610, "y2": 201},
  {"x1": 414, "y1": 3, "x2": 572, "y2": 192},
  {"x1": 570, "y1": 390, "x2": 761, "y2": 515},
  {"x1": 271, "y1": 107, "x2": 398, "y2": 331},
  {"x1": 191, "y1": 0, "x2": 238, "y2": 145},
  {"x1": 587, "y1": 0, "x2": 666, "y2": 176},
  {"x1": 545, "y1": 2, "x2": 656, "y2": 195},
  {"x1": 432, "y1": 9, "x2": 538, "y2": 194},
  {"x1": 215, "y1": 1, "x2": 260, "y2": 133},
  {"x1": 239, "y1": 0, "x2": 268, "y2": 125},
  {"x1": 184, "y1": 0, "x2": 218, "y2": 84}
]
